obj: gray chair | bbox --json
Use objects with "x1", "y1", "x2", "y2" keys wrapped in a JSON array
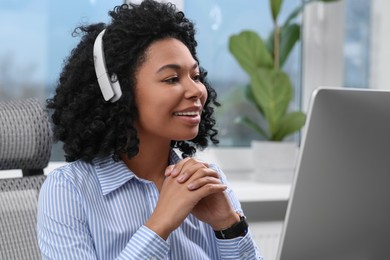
[
  {"x1": 0, "y1": 98, "x2": 52, "y2": 176},
  {"x1": 0, "y1": 98, "x2": 52, "y2": 260},
  {"x1": 0, "y1": 175, "x2": 47, "y2": 260}
]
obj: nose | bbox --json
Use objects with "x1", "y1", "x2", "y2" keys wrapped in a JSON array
[{"x1": 184, "y1": 77, "x2": 206, "y2": 101}]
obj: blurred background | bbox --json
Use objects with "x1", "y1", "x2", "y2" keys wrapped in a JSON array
[{"x1": 0, "y1": 0, "x2": 387, "y2": 161}]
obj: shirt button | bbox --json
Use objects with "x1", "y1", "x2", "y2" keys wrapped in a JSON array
[
  {"x1": 150, "y1": 257, "x2": 157, "y2": 260},
  {"x1": 243, "y1": 252, "x2": 249, "y2": 258}
]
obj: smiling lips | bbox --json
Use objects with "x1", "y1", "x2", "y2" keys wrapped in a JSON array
[
  {"x1": 173, "y1": 110, "x2": 201, "y2": 125},
  {"x1": 173, "y1": 111, "x2": 200, "y2": 116}
]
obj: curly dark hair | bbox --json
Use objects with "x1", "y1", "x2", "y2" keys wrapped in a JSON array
[{"x1": 47, "y1": 0, "x2": 220, "y2": 163}]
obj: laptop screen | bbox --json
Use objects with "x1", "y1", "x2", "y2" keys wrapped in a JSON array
[{"x1": 277, "y1": 87, "x2": 390, "y2": 260}]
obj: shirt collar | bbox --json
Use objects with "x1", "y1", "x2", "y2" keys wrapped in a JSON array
[{"x1": 94, "y1": 149, "x2": 182, "y2": 196}]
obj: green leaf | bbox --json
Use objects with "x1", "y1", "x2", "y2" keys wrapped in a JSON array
[
  {"x1": 228, "y1": 0, "x2": 340, "y2": 141},
  {"x1": 283, "y1": 4, "x2": 304, "y2": 27},
  {"x1": 229, "y1": 30, "x2": 274, "y2": 75},
  {"x1": 279, "y1": 23, "x2": 300, "y2": 67},
  {"x1": 270, "y1": 0, "x2": 283, "y2": 22},
  {"x1": 250, "y1": 68, "x2": 293, "y2": 136},
  {"x1": 245, "y1": 84, "x2": 264, "y2": 115},
  {"x1": 272, "y1": 111, "x2": 306, "y2": 141},
  {"x1": 266, "y1": 23, "x2": 300, "y2": 68},
  {"x1": 235, "y1": 116, "x2": 269, "y2": 139}
]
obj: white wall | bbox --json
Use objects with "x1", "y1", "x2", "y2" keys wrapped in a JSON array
[
  {"x1": 301, "y1": 1, "x2": 345, "y2": 112},
  {"x1": 370, "y1": 0, "x2": 390, "y2": 89}
]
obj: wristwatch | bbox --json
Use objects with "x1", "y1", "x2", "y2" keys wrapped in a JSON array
[{"x1": 214, "y1": 215, "x2": 249, "y2": 239}]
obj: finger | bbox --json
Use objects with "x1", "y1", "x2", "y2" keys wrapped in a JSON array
[
  {"x1": 187, "y1": 176, "x2": 221, "y2": 191},
  {"x1": 169, "y1": 157, "x2": 192, "y2": 178},
  {"x1": 185, "y1": 167, "x2": 220, "y2": 182},
  {"x1": 164, "y1": 164, "x2": 175, "y2": 176},
  {"x1": 187, "y1": 168, "x2": 221, "y2": 189},
  {"x1": 165, "y1": 157, "x2": 196, "y2": 177},
  {"x1": 177, "y1": 161, "x2": 208, "y2": 183},
  {"x1": 170, "y1": 157, "x2": 205, "y2": 181},
  {"x1": 193, "y1": 183, "x2": 228, "y2": 197}
]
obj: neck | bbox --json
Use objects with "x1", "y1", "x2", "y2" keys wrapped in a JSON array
[{"x1": 121, "y1": 138, "x2": 171, "y2": 190}]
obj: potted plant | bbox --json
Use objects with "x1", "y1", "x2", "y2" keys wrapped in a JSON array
[{"x1": 228, "y1": 0, "x2": 339, "y2": 182}]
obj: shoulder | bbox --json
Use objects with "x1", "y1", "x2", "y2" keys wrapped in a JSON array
[
  {"x1": 46, "y1": 160, "x2": 95, "y2": 184},
  {"x1": 41, "y1": 159, "x2": 98, "y2": 199},
  {"x1": 37, "y1": 161, "x2": 98, "y2": 230}
]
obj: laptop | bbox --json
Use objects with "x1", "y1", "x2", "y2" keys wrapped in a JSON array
[{"x1": 276, "y1": 87, "x2": 390, "y2": 260}]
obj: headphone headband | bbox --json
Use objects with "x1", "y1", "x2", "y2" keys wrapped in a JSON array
[{"x1": 93, "y1": 29, "x2": 122, "y2": 102}]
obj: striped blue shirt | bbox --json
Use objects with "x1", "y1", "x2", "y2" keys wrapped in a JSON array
[{"x1": 37, "y1": 150, "x2": 263, "y2": 259}]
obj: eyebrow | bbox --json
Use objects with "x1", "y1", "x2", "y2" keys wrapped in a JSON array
[{"x1": 156, "y1": 62, "x2": 199, "y2": 73}]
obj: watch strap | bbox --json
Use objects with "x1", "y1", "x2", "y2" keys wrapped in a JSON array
[{"x1": 214, "y1": 215, "x2": 248, "y2": 239}]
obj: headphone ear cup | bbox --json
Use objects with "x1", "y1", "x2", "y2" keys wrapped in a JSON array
[
  {"x1": 109, "y1": 74, "x2": 122, "y2": 103},
  {"x1": 93, "y1": 29, "x2": 122, "y2": 103}
]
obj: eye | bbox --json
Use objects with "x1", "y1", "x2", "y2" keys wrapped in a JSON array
[
  {"x1": 163, "y1": 76, "x2": 179, "y2": 84},
  {"x1": 192, "y1": 73, "x2": 201, "y2": 82}
]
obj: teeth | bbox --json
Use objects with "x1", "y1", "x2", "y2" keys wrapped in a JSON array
[{"x1": 174, "y1": 111, "x2": 199, "y2": 116}]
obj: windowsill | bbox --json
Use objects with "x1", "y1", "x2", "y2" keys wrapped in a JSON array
[
  {"x1": 228, "y1": 175, "x2": 291, "y2": 202},
  {"x1": 196, "y1": 147, "x2": 292, "y2": 202}
]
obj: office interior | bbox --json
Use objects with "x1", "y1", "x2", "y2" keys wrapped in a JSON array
[{"x1": 1, "y1": 1, "x2": 389, "y2": 259}]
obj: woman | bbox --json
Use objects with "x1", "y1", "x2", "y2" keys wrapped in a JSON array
[{"x1": 38, "y1": 1, "x2": 263, "y2": 259}]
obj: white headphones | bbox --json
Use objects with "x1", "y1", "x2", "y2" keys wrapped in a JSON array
[{"x1": 93, "y1": 29, "x2": 122, "y2": 103}]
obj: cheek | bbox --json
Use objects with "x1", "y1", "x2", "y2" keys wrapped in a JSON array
[
  {"x1": 201, "y1": 87, "x2": 209, "y2": 106},
  {"x1": 136, "y1": 91, "x2": 175, "y2": 121}
]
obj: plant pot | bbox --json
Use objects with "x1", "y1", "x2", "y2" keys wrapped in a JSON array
[{"x1": 251, "y1": 140, "x2": 299, "y2": 183}]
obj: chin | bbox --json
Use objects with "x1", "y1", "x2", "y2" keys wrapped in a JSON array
[{"x1": 174, "y1": 132, "x2": 199, "y2": 141}]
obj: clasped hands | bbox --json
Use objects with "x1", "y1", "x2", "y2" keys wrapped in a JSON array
[{"x1": 145, "y1": 157, "x2": 240, "y2": 240}]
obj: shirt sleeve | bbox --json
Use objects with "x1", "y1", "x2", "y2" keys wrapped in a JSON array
[
  {"x1": 210, "y1": 164, "x2": 264, "y2": 260},
  {"x1": 37, "y1": 172, "x2": 170, "y2": 260},
  {"x1": 116, "y1": 226, "x2": 169, "y2": 259},
  {"x1": 38, "y1": 173, "x2": 97, "y2": 260}
]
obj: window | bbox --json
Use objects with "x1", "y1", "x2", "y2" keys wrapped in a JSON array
[
  {"x1": 0, "y1": 0, "x2": 383, "y2": 162},
  {"x1": 0, "y1": 0, "x2": 123, "y2": 160},
  {"x1": 184, "y1": 0, "x2": 302, "y2": 146},
  {"x1": 301, "y1": 0, "x2": 374, "y2": 110},
  {"x1": 343, "y1": 0, "x2": 371, "y2": 89}
]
